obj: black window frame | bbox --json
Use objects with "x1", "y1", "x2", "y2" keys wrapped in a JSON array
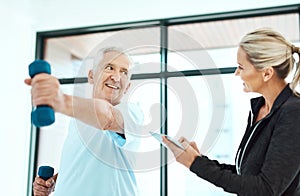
[{"x1": 27, "y1": 4, "x2": 300, "y2": 196}]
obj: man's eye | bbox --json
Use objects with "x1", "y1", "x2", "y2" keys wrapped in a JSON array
[
  {"x1": 105, "y1": 65, "x2": 113, "y2": 70},
  {"x1": 121, "y1": 71, "x2": 128, "y2": 76}
]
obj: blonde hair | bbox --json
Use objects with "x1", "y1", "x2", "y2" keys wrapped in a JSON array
[{"x1": 239, "y1": 27, "x2": 300, "y2": 95}]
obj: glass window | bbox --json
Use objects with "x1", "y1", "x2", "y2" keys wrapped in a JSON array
[
  {"x1": 168, "y1": 13, "x2": 299, "y2": 70},
  {"x1": 126, "y1": 79, "x2": 161, "y2": 195},
  {"x1": 34, "y1": 10, "x2": 300, "y2": 196},
  {"x1": 39, "y1": 27, "x2": 161, "y2": 196},
  {"x1": 36, "y1": 84, "x2": 74, "y2": 175},
  {"x1": 167, "y1": 74, "x2": 254, "y2": 196},
  {"x1": 44, "y1": 27, "x2": 161, "y2": 78},
  {"x1": 167, "y1": 13, "x2": 300, "y2": 195}
]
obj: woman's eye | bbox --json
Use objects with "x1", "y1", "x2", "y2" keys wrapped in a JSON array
[{"x1": 238, "y1": 65, "x2": 243, "y2": 70}]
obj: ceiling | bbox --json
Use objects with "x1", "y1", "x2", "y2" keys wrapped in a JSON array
[{"x1": 45, "y1": 13, "x2": 300, "y2": 60}]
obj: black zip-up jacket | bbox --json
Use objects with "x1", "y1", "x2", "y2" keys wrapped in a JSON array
[{"x1": 190, "y1": 84, "x2": 300, "y2": 195}]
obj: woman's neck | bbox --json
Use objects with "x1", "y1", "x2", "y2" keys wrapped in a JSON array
[{"x1": 261, "y1": 80, "x2": 287, "y2": 113}]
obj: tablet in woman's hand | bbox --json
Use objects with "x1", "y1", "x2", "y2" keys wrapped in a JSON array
[{"x1": 149, "y1": 131, "x2": 185, "y2": 150}]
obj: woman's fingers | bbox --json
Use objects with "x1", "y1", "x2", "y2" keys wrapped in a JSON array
[
  {"x1": 162, "y1": 136, "x2": 184, "y2": 156},
  {"x1": 190, "y1": 141, "x2": 200, "y2": 153},
  {"x1": 179, "y1": 137, "x2": 200, "y2": 154}
]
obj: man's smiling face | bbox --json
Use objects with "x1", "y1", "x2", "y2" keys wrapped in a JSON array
[{"x1": 88, "y1": 50, "x2": 131, "y2": 105}]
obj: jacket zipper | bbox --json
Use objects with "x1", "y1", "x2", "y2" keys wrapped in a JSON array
[{"x1": 235, "y1": 110, "x2": 273, "y2": 175}]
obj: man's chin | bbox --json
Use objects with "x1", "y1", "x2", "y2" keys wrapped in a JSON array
[{"x1": 108, "y1": 97, "x2": 122, "y2": 105}]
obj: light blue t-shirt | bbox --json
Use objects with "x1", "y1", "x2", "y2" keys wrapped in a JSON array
[{"x1": 54, "y1": 102, "x2": 143, "y2": 196}]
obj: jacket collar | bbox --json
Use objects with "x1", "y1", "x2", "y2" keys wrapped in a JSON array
[{"x1": 250, "y1": 84, "x2": 292, "y2": 117}]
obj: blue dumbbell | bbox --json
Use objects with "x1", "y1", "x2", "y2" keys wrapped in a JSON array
[
  {"x1": 29, "y1": 60, "x2": 55, "y2": 127},
  {"x1": 38, "y1": 166, "x2": 54, "y2": 181}
]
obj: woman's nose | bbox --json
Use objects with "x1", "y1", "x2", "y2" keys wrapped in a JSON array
[{"x1": 234, "y1": 67, "x2": 239, "y2": 76}]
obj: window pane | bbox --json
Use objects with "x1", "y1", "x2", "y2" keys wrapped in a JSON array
[
  {"x1": 167, "y1": 74, "x2": 256, "y2": 195},
  {"x1": 37, "y1": 84, "x2": 76, "y2": 173},
  {"x1": 122, "y1": 79, "x2": 162, "y2": 195},
  {"x1": 41, "y1": 27, "x2": 161, "y2": 195},
  {"x1": 37, "y1": 79, "x2": 162, "y2": 195},
  {"x1": 44, "y1": 27, "x2": 161, "y2": 78},
  {"x1": 168, "y1": 13, "x2": 300, "y2": 71}
]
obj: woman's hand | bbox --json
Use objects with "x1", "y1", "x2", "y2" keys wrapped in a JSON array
[{"x1": 162, "y1": 136, "x2": 201, "y2": 168}]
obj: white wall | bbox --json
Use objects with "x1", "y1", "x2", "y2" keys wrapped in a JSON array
[
  {"x1": 30, "y1": 0, "x2": 300, "y2": 31},
  {"x1": 1, "y1": 0, "x2": 299, "y2": 195},
  {"x1": 0, "y1": 1, "x2": 35, "y2": 196}
]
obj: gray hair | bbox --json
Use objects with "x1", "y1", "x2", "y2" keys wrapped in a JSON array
[
  {"x1": 92, "y1": 47, "x2": 133, "y2": 79},
  {"x1": 239, "y1": 27, "x2": 300, "y2": 95}
]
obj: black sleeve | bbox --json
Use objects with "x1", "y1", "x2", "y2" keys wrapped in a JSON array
[
  {"x1": 189, "y1": 106, "x2": 300, "y2": 195},
  {"x1": 190, "y1": 156, "x2": 247, "y2": 194}
]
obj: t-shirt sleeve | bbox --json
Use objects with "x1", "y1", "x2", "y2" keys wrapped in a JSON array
[{"x1": 114, "y1": 102, "x2": 144, "y2": 151}]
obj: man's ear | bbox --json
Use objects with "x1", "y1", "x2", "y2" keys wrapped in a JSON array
[
  {"x1": 262, "y1": 66, "x2": 274, "y2": 82},
  {"x1": 124, "y1": 82, "x2": 131, "y2": 94},
  {"x1": 88, "y1": 70, "x2": 94, "y2": 84}
]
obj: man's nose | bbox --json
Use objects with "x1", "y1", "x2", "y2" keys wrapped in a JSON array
[{"x1": 110, "y1": 71, "x2": 121, "y2": 81}]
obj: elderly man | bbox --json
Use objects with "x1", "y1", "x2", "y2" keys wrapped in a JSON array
[{"x1": 26, "y1": 47, "x2": 143, "y2": 196}]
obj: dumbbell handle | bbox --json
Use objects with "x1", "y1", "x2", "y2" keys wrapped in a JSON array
[{"x1": 29, "y1": 60, "x2": 55, "y2": 127}]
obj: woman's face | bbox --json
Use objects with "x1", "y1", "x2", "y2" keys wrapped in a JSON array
[{"x1": 235, "y1": 47, "x2": 264, "y2": 93}]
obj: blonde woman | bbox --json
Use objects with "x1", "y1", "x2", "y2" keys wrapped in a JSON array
[{"x1": 164, "y1": 28, "x2": 300, "y2": 195}]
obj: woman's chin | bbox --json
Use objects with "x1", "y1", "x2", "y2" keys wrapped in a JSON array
[{"x1": 243, "y1": 85, "x2": 251, "y2": 93}]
